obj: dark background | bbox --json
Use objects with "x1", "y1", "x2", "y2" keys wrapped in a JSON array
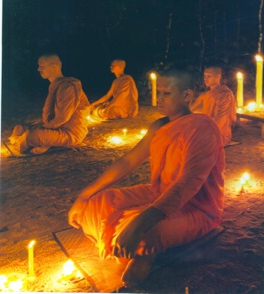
[{"x1": 2, "y1": 0, "x2": 263, "y2": 117}]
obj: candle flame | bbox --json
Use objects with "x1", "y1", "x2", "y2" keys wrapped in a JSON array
[
  {"x1": 122, "y1": 128, "x2": 127, "y2": 134},
  {"x1": 108, "y1": 136, "x2": 123, "y2": 145},
  {"x1": 150, "y1": 72, "x2": 157, "y2": 80},
  {"x1": 240, "y1": 172, "x2": 250, "y2": 186},
  {"x1": 8, "y1": 279, "x2": 23, "y2": 292},
  {"x1": 63, "y1": 259, "x2": 75, "y2": 276},
  {"x1": 0, "y1": 275, "x2": 7, "y2": 288},
  {"x1": 140, "y1": 129, "x2": 147, "y2": 135},
  {"x1": 246, "y1": 102, "x2": 257, "y2": 112},
  {"x1": 255, "y1": 54, "x2": 263, "y2": 62},
  {"x1": 237, "y1": 72, "x2": 243, "y2": 79},
  {"x1": 28, "y1": 240, "x2": 36, "y2": 248}
]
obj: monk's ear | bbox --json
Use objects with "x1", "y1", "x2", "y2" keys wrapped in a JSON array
[{"x1": 183, "y1": 89, "x2": 194, "y2": 103}]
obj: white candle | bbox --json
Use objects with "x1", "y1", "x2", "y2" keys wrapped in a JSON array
[
  {"x1": 28, "y1": 240, "x2": 36, "y2": 277},
  {"x1": 122, "y1": 128, "x2": 127, "y2": 137},
  {"x1": 255, "y1": 55, "x2": 263, "y2": 111},
  {"x1": 236, "y1": 72, "x2": 244, "y2": 108},
  {"x1": 150, "y1": 72, "x2": 157, "y2": 106}
]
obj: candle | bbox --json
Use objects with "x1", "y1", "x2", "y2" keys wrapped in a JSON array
[
  {"x1": 236, "y1": 72, "x2": 244, "y2": 108},
  {"x1": 28, "y1": 240, "x2": 36, "y2": 277},
  {"x1": 122, "y1": 128, "x2": 127, "y2": 136},
  {"x1": 150, "y1": 72, "x2": 157, "y2": 106},
  {"x1": 255, "y1": 55, "x2": 263, "y2": 111}
]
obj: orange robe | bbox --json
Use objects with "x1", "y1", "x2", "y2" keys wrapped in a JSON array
[
  {"x1": 20, "y1": 77, "x2": 90, "y2": 152},
  {"x1": 81, "y1": 114, "x2": 225, "y2": 257},
  {"x1": 98, "y1": 74, "x2": 138, "y2": 119},
  {"x1": 190, "y1": 85, "x2": 237, "y2": 146}
]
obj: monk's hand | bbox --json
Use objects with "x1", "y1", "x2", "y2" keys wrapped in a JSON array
[
  {"x1": 68, "y1": 197, "x2": 88, "y2": 229},
  {"x1": 113, "y1": 216, "x2": 144, "y2": 259},
  {"x1": 112, "y1": 207, "x2": 165, "y2": 259}
]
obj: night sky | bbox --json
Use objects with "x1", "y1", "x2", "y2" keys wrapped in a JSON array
[{"x1": 2, "y1": 0, "x2": 263, "y2": 115}]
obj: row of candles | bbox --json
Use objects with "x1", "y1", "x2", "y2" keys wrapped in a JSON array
[
  {"x1": 150, "y1": 54, "x2": 263, "y2": 110},
  {"x1": 0, "y1": 240, "x2": 82, "y2": 292}
]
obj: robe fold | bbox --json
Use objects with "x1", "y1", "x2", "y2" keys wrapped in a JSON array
[
  {"x1": 81, "y1": 114, "x2": 225, "y2": 258},
  {"x1": 20, "y1": 77, "x2": 90, "y2": 152},
  {"x1": 98, "y1": 74, "x2": 138, "y2": 119},
  {"x1": 191, "y1": 85, "x2": 237, "y2": 146}
]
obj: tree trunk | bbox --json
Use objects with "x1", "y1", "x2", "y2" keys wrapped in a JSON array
[{"x1": 258, "y1": 0, "x2": 264, "y2": 53}]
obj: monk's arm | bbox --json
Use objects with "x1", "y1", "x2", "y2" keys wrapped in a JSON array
[
  {"x1": 44, "y1": 85, "x2": 78, "y2": 129},
  {"x1": 77, "y1": 120, "x2": 164, "y2": 200},
  {"x1": 90, "y1": 82, "x2": 115, "y2": 107},
  {"x1": 189, "y1": 94, "x2": 204, "y2": 112}
]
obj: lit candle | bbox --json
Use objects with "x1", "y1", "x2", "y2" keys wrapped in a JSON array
[
  {"x1": 255, "y1": 55, "x2": 263, "y2": 111},
  {"x1": 150, "y1": 72, "x2": 157, "y2": 106},
  {"x1": 122, "y1": 128, "x2": 127, "y2": 137},
  {"x1": 236, "y1": 72, "x2": 244, "y2": 108},
  {"x1": 28, "y1": 240, "x2": 36, "y2": 277},
  {"x1": 240, "y1": 172, "x2": 250, "y2": 188}
]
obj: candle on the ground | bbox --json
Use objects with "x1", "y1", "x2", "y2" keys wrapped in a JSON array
[
  {"x1": 150, "y1": 72, "x2": 157, "y2": 106},
  {"x1": 28, "y1": 240, "x2": 36, "y2": 277},
  {"x1": 255, "y1": 55, "x2": 263, "y2": 111},
  {"x1": 236, "y1": 72, "x2": 244, "y2": 108}
]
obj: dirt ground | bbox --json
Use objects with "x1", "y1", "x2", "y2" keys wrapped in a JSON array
[{"x1": 0, "y1": 104, "x2": 263, "y2": 293}]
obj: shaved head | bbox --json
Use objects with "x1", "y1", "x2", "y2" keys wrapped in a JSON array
[{"x1": 38, "y1": 54, "x2": 62, "y2": 70}]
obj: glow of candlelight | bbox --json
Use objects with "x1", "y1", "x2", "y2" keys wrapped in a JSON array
[
  {"x1": 150, "y1": 72, "x2": 157, "y2": 106},
  {"x1": 122, "y1": 128, "x2": 127, "y2": 136},
  {"x1": 8, "y1": 279, "x2": 23, "y2": 292},
  {"x1": 140, "y1": 129, "x2": 147, "y2": 135},
  {"x1": 108, "y1": 136, "x2": 123, "y2": 145},
  {"x1": 236, "y1": 72, "x2": 244, "y2": 108},
  {"x1": 240, "y1": 172, "x2": 250, "y2": 187},
  {"x1": 255, "y1": 55, "x2": 263, "y2": 111},
  {"x1": 0, "y1": 275, "x2": 7, "y2": 289},
  {"x1": 63, "y1": 259, "x2": 75, "y2": 276},
  {"x1": 28, "y1": 240, "x2": 36, "y2": 277},
  {"x1": 246, "y1": 102, "x2": 257, "y2": 112}
]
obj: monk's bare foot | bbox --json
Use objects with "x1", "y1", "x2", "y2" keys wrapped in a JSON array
[
  {"x1": 9, "y1": 125, "x2": 28, "y2": 144},
  {"x1": 121, "y1": 254, "x2": 157, "y2": 288},
  {"x1": 30, "y1": 147, "x2": 50, "y2": 154}
]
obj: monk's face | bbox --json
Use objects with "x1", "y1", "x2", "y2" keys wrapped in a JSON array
[
  {"x1": 203, "y1": 68, "x2": 221, "y2": 88},
  {"x1": 157, "y1": 76, "x2": 188, "y2": 119},
  {"x1": 110, "y1": 62, "x2": 124, "y2": 75},
  {"x1": 38, "y1": 58, "x2": 56, "y2": 80}
]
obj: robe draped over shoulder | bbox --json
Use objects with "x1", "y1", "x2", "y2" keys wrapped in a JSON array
[
  {"x1": 81, "y1": 114, "x2": 225, "y2": 256},
  {"x1": 191, "y1": 85, "x2": 237, "y2": 146},
  {"x1": 42, "y1": 77, "x2": 90, "y2": 145},
  {"x1": 104, "y1": 74, "x2": 138, "y2": 119}
]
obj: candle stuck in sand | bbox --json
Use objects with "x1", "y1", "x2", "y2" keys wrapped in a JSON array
[
  {"x1": 28, "y1": 240, "x2": 36, "y2": 277},
  {"x1": 150, "y1": 72, "x2": 157, "y2": 107},
  {"x1": 236, "y1": 72, "x2": 244, "y2": 108},
  {"x1": 255, "y1": 55, "x2": 263, "y2": 111}
]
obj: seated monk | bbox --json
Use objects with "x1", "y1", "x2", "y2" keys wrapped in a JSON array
[
  {"x1": 9, "y1": 53, "x2": 90, "y2": 154},
  {"x1": 190, "y1": 65, "x2": 237, "y2": 146},
  {"x1": 68, "y1": 68, "x2": 225, "y2": 288},
  {"x1": 90, "y1": 59, "x2": 138, "y2": 120}
]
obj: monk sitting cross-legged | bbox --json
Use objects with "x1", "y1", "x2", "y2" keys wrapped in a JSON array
[
  {"x1": 89, "y1": 59, "x2": 138, "y2": 120},
  {"x1": 190, "y1": 65, "x2": 237, "y2": 146},
  {"x1": 68, "y1": 69, "x2": 225, "y2": 288},
  {"x1": 9, "y1": 54, "x2": 90, "y2": 154}
]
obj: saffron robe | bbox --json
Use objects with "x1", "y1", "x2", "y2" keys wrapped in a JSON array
[
  {"x1": 20, "y1": 77, "x2": 90, "y2": 152},
  {"x1": 190, "y1": 85, "x2": 237, "y2": 146},
  {"x1": 98, "y1": 74, "x2": 138, "y2": 119},
  {"x1": 81, "y1": 114, "x2": 225, "y2": 258}
]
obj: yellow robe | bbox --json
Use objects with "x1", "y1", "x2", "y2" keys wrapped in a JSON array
[
  {"x1": 99, "y1": 74, "x2": 138, "y2": 119},
  {"x1": 191, "y1": 85, "x2": 237, "y2": 146},
  {"x1": 20, "y1": 77, "x2": 90, "y2": 152}
]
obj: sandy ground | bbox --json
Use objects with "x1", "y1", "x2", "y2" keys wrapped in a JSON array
[{"x1": 0, "y1": 105, "x2": 264, "y2": 293}]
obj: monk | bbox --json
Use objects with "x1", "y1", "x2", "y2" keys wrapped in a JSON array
[
  {"x1": 68, "y1": 69, "x2": 225, "y2": 288},
  {"x1": 9, "y1": 54, "x2": 90, "y2": 154},
  {"x1": 190, "y1": 66, "x2": 237, "y2": 146},
  {"x1": 90, "y1": 59, "x2": 138, "y2": 120}
]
